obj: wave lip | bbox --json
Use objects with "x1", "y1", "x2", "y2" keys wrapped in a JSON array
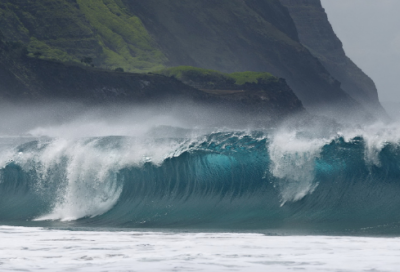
[{"x1": 1, "y1": 127, "x2": 400, "y2": 232}]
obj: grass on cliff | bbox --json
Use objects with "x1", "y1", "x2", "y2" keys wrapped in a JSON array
[
  {"x1": 76, "y1": 0, "x2": 167, "y2": 72},
  {"x1": 0, "y1": 1, "x2": 79, "y2": 62},
  {"x1": 27, "y1": 38, "x2": 76, "y2": 62},
  {"x1": 0, "y1": 0, "x2": 166, "y2": 72},
  {"x1": 156, "y1": 66, "x2": 278, "y2": 86}
]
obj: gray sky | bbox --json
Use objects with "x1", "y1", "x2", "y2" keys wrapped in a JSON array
[{"x1": 321, "y1": 0, "x2": 400, "y2": 103}]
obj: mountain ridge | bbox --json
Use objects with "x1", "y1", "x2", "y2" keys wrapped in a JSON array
[
  {"x1": 280, "y1": 0, "x2": 387, "y2": 118},
  {"x1": 0, "y1": 0, "x2": 386, "y2": 122}
]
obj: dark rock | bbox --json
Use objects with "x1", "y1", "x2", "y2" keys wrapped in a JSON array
[
  {"x1": 0, "y1": 37, "x2": 304, "y2": 126},
  {"x1": 122, "y1": 0, "x2": 374, "y2": 122},
  {"x1": 280, "y1": 0, "x2": 388, "y2": 119}
]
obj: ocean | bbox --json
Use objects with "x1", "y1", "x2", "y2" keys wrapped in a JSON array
[
  {"x1": 1, "y1": 118, "x2": 400, "y2": 271},
  {"x1": 1, "y1": 226, "x2": 400, "y2": 272}
]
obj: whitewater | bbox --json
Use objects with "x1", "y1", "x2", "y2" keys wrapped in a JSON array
[
  {"x1": 1, "y1": 226, "x2": 400, "y2": 272},
  {"x1": 1, "y1": 104, "x2": 400, "y2": 271}
]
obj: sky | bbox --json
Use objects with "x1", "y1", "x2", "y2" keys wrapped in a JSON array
[{"x1": 321, "y1": 0, "x2": 400, "y2": 104}]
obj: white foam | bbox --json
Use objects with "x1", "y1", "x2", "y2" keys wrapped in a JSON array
[
  {"x1": 0, "y1": 226, "x2": 399, "y2": 272},
  {"x1": 268, "y1": 121, "x2": 400, "y2": 203},
  {"x1": 269, "y1": 130, "x2": 331, "y2": 204},
  {"x1": 3, "y1": 120, "x2": 400, "y2": 220},
  {"x1": 1, "y1": 135, "x2": 194, "y2": 222},
  {"x1": 341, "y1": 122, "x2": 400, "y2": 166}
]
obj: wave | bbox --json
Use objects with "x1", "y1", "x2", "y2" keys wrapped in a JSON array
[{"x1": 1, "y1": 126, "x2": 400, "y2": 232}]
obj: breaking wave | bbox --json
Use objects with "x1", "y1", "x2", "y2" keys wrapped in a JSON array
[{"x1": 1, "y1": 124, "x2": 400, "y2": 232}]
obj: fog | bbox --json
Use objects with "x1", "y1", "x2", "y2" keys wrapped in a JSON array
[{"x1": 321, "y1": 0, "x2": 400, "y2": 117}]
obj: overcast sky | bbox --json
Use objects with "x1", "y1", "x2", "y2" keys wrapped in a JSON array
[{"x1": 321, "y1": 0, "x2": 400, "y2": 104}]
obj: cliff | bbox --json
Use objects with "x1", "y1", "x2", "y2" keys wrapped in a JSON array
[
  {"x1": 280, "y1": 0, "x2": 387, "y2": 117},
  {"x1": 0, "y1": 0, "x2": 384, "y2": 121},
  {"x1": 122, "y1": 0, "x2": 359, "y2": 114},
  {"x1": 0, "y1": 37, "x2": 304, "y2": 125},
  {"x1": 0, "y1": 0, "x2": 166, "y2": 72},
  {"x1": 156, "y1": 66, "x2": 303, "y2": 112}
]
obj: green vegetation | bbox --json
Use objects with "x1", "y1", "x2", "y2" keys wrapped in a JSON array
[
  {"x1": 76, "y1": 0, "x2": 166, "y2": 72},
  {"x1": 156, "y1": 66, "x2": 278, "y2": 86},
  {"x1": 27, "y1": 37, "x2": 76, "y2": 62},
  {"x1": 0, "y1": 0, "x2": 302, "y2": 75},
  {"x1": 0, "y1": 0, "x2": 167, "y2": 72},
  {"x1": 230, "y1": 71, "x2": 277, "y2": 85},
  {"x1": 0, "y1": 0, "x2": 298, "y2": 74},
  {"x1": 157, "y1": 66, "x2": 234, "y2": 85},
  {"x1": 0, "y1": 0, "x2": 95, "y2": 62}
]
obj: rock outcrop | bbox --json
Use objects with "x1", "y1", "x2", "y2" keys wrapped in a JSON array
[{"x1": 0, "y1": 37, "x2": 304, "y2": 125}]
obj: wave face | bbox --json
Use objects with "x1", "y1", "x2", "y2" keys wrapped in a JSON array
[{"x1": 1, "y1": 127, "x2": 400, "y2": 232}]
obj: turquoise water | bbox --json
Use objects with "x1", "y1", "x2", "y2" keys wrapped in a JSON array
[{"x1": 1, "y1": 126, "x2": 400, "y2": 234}]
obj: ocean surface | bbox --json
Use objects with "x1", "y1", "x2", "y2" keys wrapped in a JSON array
[
  {"x1": 1, "y1": 226, "x2": 400, "y2": 272},
  {"x1": 1, "y1": 120, "x2": 400, "y2": 271}
]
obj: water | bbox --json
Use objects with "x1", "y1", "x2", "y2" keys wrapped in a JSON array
[
  {"x1": 2, "y1": 125, "x2": 400, "y2": 232},
  {"x1": 2, "y1": 115, "x2": 400, "y2": 270},
  {"x1": 1, "y1": 226, "x2": 400, "y2": 272}
]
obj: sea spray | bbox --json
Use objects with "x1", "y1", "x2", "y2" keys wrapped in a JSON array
[
  {"x1": 1, "y1": 124, "x2": 400, "y2": 231},
  {"x1": 268, "y1": 130, "x2": 333, "y2": 204}
]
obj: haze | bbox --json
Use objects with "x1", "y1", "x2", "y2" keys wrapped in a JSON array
[{"x1": 321, "y1": 0, "x2": 400, "y2": 117}]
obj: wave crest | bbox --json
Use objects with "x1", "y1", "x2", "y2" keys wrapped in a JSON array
[{"x1": 1, "y1": 126, "x2": 400, "y2": 231}]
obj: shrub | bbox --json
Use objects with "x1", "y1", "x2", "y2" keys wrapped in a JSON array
[
  {"x1": 155, "y1": 66, "x2": 278, "y2": 86},
  {"x1": 80, "y1": 57, "x2": 93, "y2": 65}
]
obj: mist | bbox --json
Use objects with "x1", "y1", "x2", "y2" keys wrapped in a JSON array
[
  {"x1": 0, "y1": 100, "x2": 280, "y2": 138},
  {"x1": 321, "y1": 0, "x2": 400, "y2": 117}
]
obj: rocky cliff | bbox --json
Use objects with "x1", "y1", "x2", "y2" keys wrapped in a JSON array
[
  {"x1": 0, "y1": 36, "x2": 304, "y2": 125},
  {"x1": 0, "y1": 0, "x2": 166, "y2": 72},
  {"x1": 280, "y1": 0, "x2": 387, "y2": 117},
  {"x1": 122, "y1": 0, "x2": 359, "y2": 114},
  {"x1": 0, "y1": 0, "x2": 385, "y2": 121},
  {"x1": 156, "y1": 66, "x2": 303, "y2": 113}
]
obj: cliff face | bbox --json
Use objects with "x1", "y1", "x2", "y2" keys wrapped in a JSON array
[
  {"x1": 122, "y1": 0, "x2": 359, "y2": 114},
  {"x1": 0, "y1": 0, "x2": 383, "y2": 121},
  {"x1": 0, "y1": 37, "x2": 304, "y2": 124},
  {"x1": 280, "y1": 0, "x2": 386, "y2": 116},
  {"x1": 0, "y1": 0, "x2": 166, "y2": 72},
  {"x1": 0, "y1": 36, "x2": 197, "y2": 102},
  {"x1": 156, "y1": 66, "x2": 304, "y2": 113}
]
